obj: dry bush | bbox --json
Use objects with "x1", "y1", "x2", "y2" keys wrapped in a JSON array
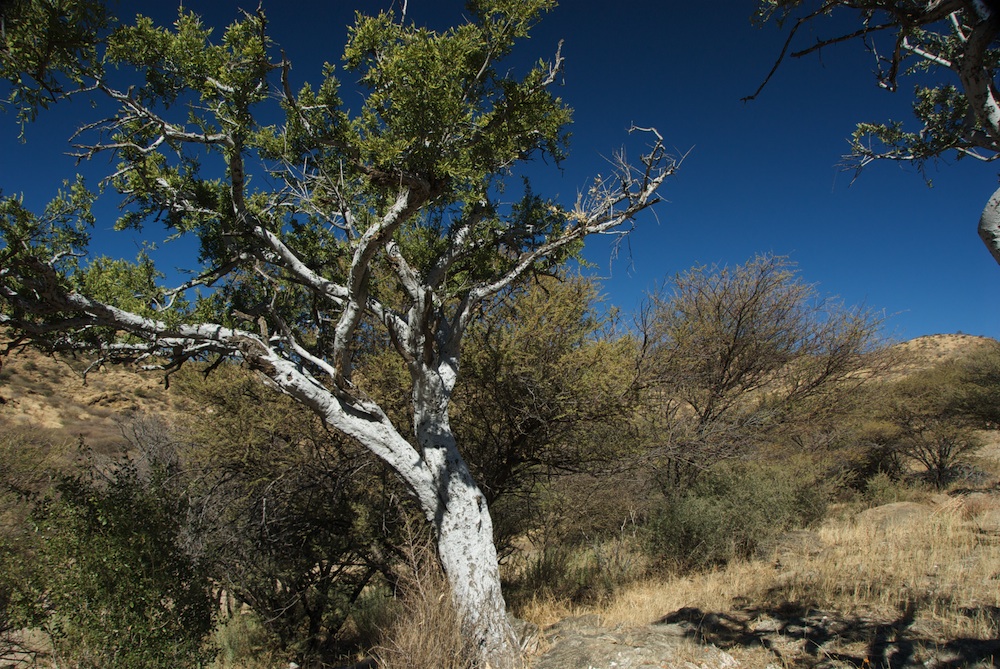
[
  {"x1": 505, "y1": 531, "x2": 648, "y2": 611},
  {"x1": 374, "y1": 530, "x2": 473, "y2": 669}
]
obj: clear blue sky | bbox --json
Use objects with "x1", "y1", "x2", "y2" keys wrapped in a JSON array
[{"x1": 3, "y1": 1, "x2": 999, "y2": 342}]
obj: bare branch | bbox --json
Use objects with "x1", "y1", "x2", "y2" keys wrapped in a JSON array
[{"x1": 465, "y1": 129, "x2": 678, "y2": 317}]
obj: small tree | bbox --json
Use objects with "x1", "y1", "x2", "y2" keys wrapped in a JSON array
[
  {"x1": 639, "y1": 255, "x2": 886, "y2": 483},
  {"x1": 876, "y1": 358, "x2": 985, "y2": 488},
  {"x1": 0, "y1": 3, "x2": 675, "y2": 665},
  {"x1": 952, "y1": 338, "x2": 1000, "y2": 426},
  {"x1": 750, "y1": 1, "x2": 1000, "y2": 265}
]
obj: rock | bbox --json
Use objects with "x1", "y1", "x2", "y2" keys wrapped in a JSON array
[
  {"x1": 531, "y1": 616, "x2": 740, "y2": 669},
  {"x1": 856, "y1": 502, "x2": 930, "y2": 529}
]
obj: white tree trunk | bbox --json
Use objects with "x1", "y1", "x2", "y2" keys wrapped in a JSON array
[
  {"x1": 264, "y1": 350, "x2": 522, "y2": 667},
  {"x1": 412, "y1": 364, "x2": 522, "y2": 669},
  {"x1": 979, "y1": 183, "x2": 1000, "y2": 266},
  {"x1": 433, "y1": 458, "x2": 520, "y2": 668}
]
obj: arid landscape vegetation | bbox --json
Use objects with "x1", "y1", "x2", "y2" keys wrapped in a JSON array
[
  {"x1": 2, "y1": 264, "x2": 1000, "y2": 668},
  {"x1": 4, "y1": 2, "x2": 1000, "y2": 668}
]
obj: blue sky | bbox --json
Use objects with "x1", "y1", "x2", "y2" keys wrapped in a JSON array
[{"x1": 3, "y1": 1, "x2": 999, "y2": 341}]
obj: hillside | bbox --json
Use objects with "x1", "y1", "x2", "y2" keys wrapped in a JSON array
[
  {"x1": 0, "y1": 344, "x2": 180, "y2": 451},
  {"x1": 3, "y1": 333, "x2": 996, "y2": 440},
  {"x1": 891, "y1": 332, "x2": 996, "y2": 370}
]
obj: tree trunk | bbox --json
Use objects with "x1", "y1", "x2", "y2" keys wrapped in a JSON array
[
  {"x1": 261, "y1": 344, "x2": 522, "y2": 667},
  {"x1": 978, "y1": 183, "x2": 1000, "y2": 266},
  {"x1": 434, "y1": 464, "x2": 521, "y2": 669},
  {"x1": 413, "y1": 367, "x2": 523, "y2": 669}
]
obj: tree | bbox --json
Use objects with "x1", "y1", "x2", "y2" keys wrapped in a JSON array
[
  {"x1": 952, "y1": 338, "x2": 1000, "y2": 425},
  {"x1": 639, "y1": 255, "x2": 885, "y2": 483},
  {"x1": 749, "y1": 1, "x2": 1000, "y2": 265},
  {"x1": 871, "y1": 351, "x2": 988, "y2": 488},
  {"x1": 0, "y1": 3, "x2": 676, "y2": 665}
]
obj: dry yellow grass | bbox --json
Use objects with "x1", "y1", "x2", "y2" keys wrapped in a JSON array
[
  {"x1": 510, "y1": 494, "x2": 1000, "y2": 668},
  {"x1": 585, "y1": 494, "x2": 1000, "y2": 641},
  {"x1": 0, "y1": 344, "x2": 183, "y2": 451}
]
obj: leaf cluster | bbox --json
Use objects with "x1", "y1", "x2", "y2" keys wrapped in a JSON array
[{"x1": 0, "y1": 0, "x2": 108, "y2": 127}]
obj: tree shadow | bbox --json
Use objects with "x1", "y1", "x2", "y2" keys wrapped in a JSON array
[{"x1": 654, "y1": 600, "x2": 1000, "y2": 668}]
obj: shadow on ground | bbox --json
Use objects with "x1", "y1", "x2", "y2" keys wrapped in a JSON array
[{"x1": 656, "y1": 601, "x2": 1000, "y2": 669}]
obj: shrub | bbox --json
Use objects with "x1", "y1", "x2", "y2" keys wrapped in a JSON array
[
  {"x1": 30, "y1": 448, "x2": 215, "y2": 669},
  {"x1": 0, "y1": 430, "x2": 53, "y2": 663},
  {"x1": 646, "y1": 460, "x2": 831, "y2": 572}
]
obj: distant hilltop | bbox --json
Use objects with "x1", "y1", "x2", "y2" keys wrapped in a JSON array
[{"x1": 892, "y1": 333, "x2": 998, "y2": 370}]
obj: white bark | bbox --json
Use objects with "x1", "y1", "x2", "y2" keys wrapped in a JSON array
[
  {"x1": 978, "y1": 183, "x2": 1000, "y2": 265},
  {"x1": 259, "y1": 337, "x2": 521, "y2": 667},
  {"x1": 410, "y1": 358, "x2": 522, "y2": 668}
]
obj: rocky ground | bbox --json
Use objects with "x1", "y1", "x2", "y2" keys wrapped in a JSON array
[{"x1": 530, "y1": 605, "x2": 1000, "y2": 669}]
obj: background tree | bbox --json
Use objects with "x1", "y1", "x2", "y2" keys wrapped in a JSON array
[
  {"x1": 869, "y1": 355, "x2": 986, "y2": 488},
  {"x1": 638, "y1": 255, "x2": 886, "y2": 484},
  {"x1": 453, "y1": 274, "x2": 638, "y2": 552},
  {"x1": 952, "y1": 338, "x2": 1000, "y2": 426},
  {"x1": 0, "y1": 3, "x2": 675, "y2": 665},
  {"x1": 750, "y1": 1, "x2": 1000, "y2": 264}
]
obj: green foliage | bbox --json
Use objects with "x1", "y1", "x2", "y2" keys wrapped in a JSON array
[
  {"x1": 211, "y1": 611, "x2": 284, "y2": 669},
  {"x1": 28, "y1": 445, "x2": 215, "y2": 669},
  {"x1": 862, "y1": 471, "x2": 920, "y2": 507},
  {"x1": 0, "y1": 0, "x2": 109, "y2": 127},
  {"x1": 0, "y1": 0, "x2": 593, "y2": 386},
  {"x1": 646, "y1": 460, "x2": 831, "y2": 572},
  {"x1": 342, "y1": 0, "x2": 566, "y2": 195},
  {"x1": 953, "y1": 340, "x2": 1000, "y2": 427}
]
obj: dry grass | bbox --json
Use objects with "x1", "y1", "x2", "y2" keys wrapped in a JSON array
[
  {"x1": 0, "y1": 345, "x2": 182, "y2": 452},
  {"x1": 582, "y1": 494, "x2": 1000, "y2": 641},
  {"x1": 373, "y1": 531, "x2": 473, "y2": 669},
  {"x1": 509, "y1": 494, "x2": 1000, "y2": 668}
]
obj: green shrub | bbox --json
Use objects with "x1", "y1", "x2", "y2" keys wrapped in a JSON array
[
  {"x1": 646, "y1": 461, "x2": 831, "y2": 572},
  {"x1": 30, "y1": 451, "x2": 215, "y2": 669}
]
